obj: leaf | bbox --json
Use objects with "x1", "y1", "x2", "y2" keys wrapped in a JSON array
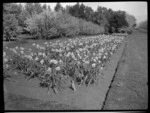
[
  {"x1": 70, "y1": 80, "x2": 76, "y2": 91},
  {"x1": 53, "y1": 87, "x2": 58, "y2": 94}
]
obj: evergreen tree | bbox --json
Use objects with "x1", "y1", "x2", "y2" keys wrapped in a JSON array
[{"x1": 54, "y1": 3, "x2": 63, "y2": 12}]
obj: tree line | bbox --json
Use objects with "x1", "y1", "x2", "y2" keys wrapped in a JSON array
[{"x1": 3, "y1": 3, "x2": 136, "y2": 41}]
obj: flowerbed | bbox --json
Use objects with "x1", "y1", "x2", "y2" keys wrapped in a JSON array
[{"x1": 3, "y1": 35, "x2": 125, "y2": 94}]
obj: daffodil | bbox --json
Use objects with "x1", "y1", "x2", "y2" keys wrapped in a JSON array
[
  {"x1": 92, "y1": 63, "x2": 96, "y2": 67},
  {"x1": 47, "y1": 67, "x2": 52, "y2": 73},
  {"x1": 40, "y1": 59, "x2": 44, "y2": 64},
  {"x1": 50, "y1": 59, "x2": 58, "y2": 65},
  {"x1": 35, "y1": 57, "x2": 39, "y2": 61},
  {"x1": 55, "y1": 67, "x2": 61, "y2": 71}
]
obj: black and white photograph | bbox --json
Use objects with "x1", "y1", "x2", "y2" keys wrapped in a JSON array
[{"x1": 3, "y1": 2, "x2": 148, "y2": 110}]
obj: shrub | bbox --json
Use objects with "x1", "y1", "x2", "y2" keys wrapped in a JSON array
[
  {"x1": 55, "y1": 13, "x2": 80, "y2": 37},
  {"x1": 25, "y1": 10, "x2": 58, "y2": 39},
  {"x1": 3, "y1": 14, "x2": 19, "y2": 41},
  {"x1": 79, "y1": 19, "x2": 104, "y2": 35},
  {"x1": 138, "y1": 20, "x2": 147, "y2": 30},
  {"x1": 25, "y1": 10, "x2": 105, "y2": 39}
]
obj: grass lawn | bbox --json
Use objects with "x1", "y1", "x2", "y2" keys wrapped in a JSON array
[{"x1": 5, "y1": 92, "x2": 79, "y2": 110}]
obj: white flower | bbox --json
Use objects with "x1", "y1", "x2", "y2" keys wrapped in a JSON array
[
  {"x1": 84, "y1": 60, "x2": 89, "y2": 64},
  {"x1": 50, "y1": 59, "x2": 58, "y2": 65},
  {"x1": 35, "y1": 57, "x2": 39, "y2": 61},
  {"x1": 98, "y1": 60, "x2": 101, "y2": 63},
  {"x1": 12, "y1": 49, "x2": 17, "y2": 54},
  {"x1": 42, "y1": 53, "x2": 46, "y2": 57},
  {"x1": 93, "y1": 58, "x2": 96, "y2": 62},
  {"x1": 92, "y1": 63, "x2": 96, "y2": 67},
  {"x1": 103, "y1": 55, "x2": 106, "y2": 59},
  {"x1": 47, "y1": 67, "x2": 52, "y2": 73},
  {"x1": 59, "y1": 59, "x2": 63, "y2": 64},
  {"x1": 28, "y1": 56, "x2": 33, "y2": 60},
  {"x1": 55, "y1": 67, "x2": 61, "y2": 71},
  {"x1": 32, "y1": 43, "x2": 36, "y2": 46},
  {"x1": 77, "y1": 61, "x2": 81, "y2": 64},
  {"x1": 3, "y1": 52, "x2": 6, "y2": 57},
  {"x1": 40, "y1": 59, "x2": 44, "y2": 64},
  {"x1": 66, "y1": 52, "x2": 71, "y2": 57},
  {"x1": 100, "y1": 67, "x2": 103, "y2": 70},
  {"x1": 20, "y1": 51, "x2": 24, "y2": 54},
  {"x1": 20, "y1": 47, "x2": 24, "y2": 50},
  {"x1": 15, "y1": 46, "x2": 18, "y2": 49}
]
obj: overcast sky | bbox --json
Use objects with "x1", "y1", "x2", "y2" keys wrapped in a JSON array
[{"x1": 40, "y1": 2, "x2": 147, "y2": 24}]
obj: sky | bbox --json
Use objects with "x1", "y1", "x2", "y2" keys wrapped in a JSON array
[{"x1": 40, "y1": 2, "x2": 147, "y2": 24}]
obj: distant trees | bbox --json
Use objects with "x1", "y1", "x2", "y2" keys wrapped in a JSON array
[
  {"x1": 125, "y1": 13, "x2": 136, "y2": 28},
  {"x1": 138, "y1": 20, "x2": 147, "y2": 30},
  {"x1": 24, "y1": 3, "x2": 43, "y2": 15},
  {"x1": 3, "y1": 3, "x2": 45, "y2": 40},
  {"x1": 66, "y1": 3, "x2": 129, "y2": 33},
  {"x1": 3, "y1": 2, "x2": 135, "y2": 41},
  {"x1": 3, "y1": 3, "x2": 22, "y2": 40},
  {"x1": 54, "y1": 3, "x2": 63, "y2": 12}
]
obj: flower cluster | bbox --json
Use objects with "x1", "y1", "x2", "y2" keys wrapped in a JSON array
[{"x1": 3, "y1": 34, "x2": 125, "y2": 94}]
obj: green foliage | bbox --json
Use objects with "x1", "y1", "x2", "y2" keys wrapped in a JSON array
[
  {"x1": 3, "y1": 3, "x2": 23, "y2": 40},
  {"x1": 3, "y1": 2, "x2": 131, "y2": 40},
  {"x1": 3, "y1": 14, "x2": 19, "y2": 40},
  {"x1": 55, "y1": 13, "x2": 80, "y2": 36},
  {"x1": 25, "y1": 10, "x2": 58, "y2": 39},
  {"x1": 118, "y1": 27, "x2": 132, "y2": 34},
  {"x1": 125, "y1": 13, "x2": 136, "y2": 28},
  {"x1": 42, "y1": 4, "x2": 47, "y2": 11},
  {"x1": 79, "y1": 19, "x2": 104, "y2": 35},
  {"x1": 18, "y1": 10, "x2": 30, "y2": 27},
  {"x1": 25, "y1": 10, "x2": 104, "y2": 39},
  {"x1": 67, "y1": 3, "x2": 129, "y2": 33},
  {"x1": 54, "y1": 3, "x2": 63, "y2": 12},
  {"x1": 138, "y1": 20, "x2": 147, "y2": 30}
]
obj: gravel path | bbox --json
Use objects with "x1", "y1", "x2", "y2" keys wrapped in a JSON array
[{"x1": 103, "y1": 30, "x2": 148, "y2": 110}]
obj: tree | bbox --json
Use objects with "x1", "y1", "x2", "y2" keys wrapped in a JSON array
[
  {"x1": 47, "y1": 5, "x2": 51, "y2": 11},
  {"x1": 138, "y1": 20, "x2": 147, "y2": 29},
  {"x1": 3, "y1": 3, "x2": 22, "y2": 40},
  {"x1": 79, "y1": 3, "x2": 86, "y2": 19},
  {"x1": 42, "y1": 4, "x2": 47, "y2": 11},
  {"x1": 84, "y1": 6, "x2": 94, "y2": 21},
  {"x1": 54, "y1": 3, "x2": 63, "y2": 12},
  {"x1": 18, "y1": 9, "x2": 30, "y2": 27},
  {"x1": 3, "y1": 14, "x2": 19, "y2": 40},
  {"x1": 3, "y1": 3, "x2": 22, "y2": 19},
  {"x1": 68, "y1": 3, "x2": 80, "y2": 18},
  {"x1": 25, "y1": 3, "x2": 35, "y2": 16},
  {"x1": 125, "y1": 13, "x2": 136, "y2": 28},
  {"x1": 33, "y1": 3, "x2": 43, "y2": 14}
]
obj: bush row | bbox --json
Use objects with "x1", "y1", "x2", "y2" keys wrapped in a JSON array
[{"x1": 25, "y1": 10, "x2": 105, "y2": 39}]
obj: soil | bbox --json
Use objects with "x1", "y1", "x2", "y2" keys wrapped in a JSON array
[
  {"x1": 103, "y1": 30, "x2": 148, "y2": 110},
  {"x1": 4, "y1": 36, "x2": 126, "y2": 110}
]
